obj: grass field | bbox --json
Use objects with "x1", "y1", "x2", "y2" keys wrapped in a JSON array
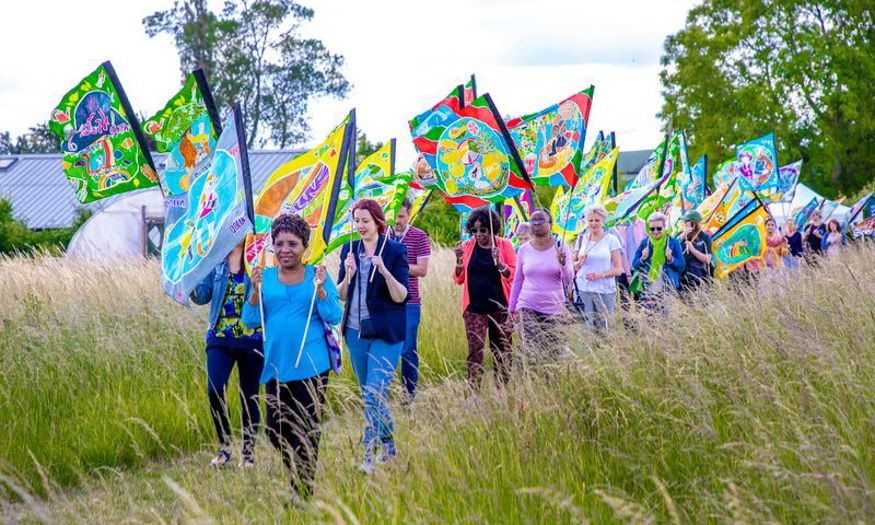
[{"x1": 1, "y1": 247, "x2": 874, "y2": 523}]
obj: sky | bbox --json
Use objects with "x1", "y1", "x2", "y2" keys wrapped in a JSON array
[{"x1": 0, "y1": 0, "x2": 698, "y2": 167}]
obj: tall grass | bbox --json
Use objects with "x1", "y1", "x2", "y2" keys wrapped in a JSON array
[{"x1": 2, "y1": 247, "x2": 874, "y2": 523}]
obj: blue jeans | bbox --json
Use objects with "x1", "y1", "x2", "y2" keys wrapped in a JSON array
[
  {"x1": 400, "y1": 304, "x2": 422, "y2": 398},
  {"x1": 206, "y1": 346, "x2": 264, "y2": 450},
  {"x1": 345, "y1": 328, "x2": 403, "y2": 450}
]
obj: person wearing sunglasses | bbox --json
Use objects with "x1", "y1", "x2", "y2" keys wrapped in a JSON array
[
  {"x1": 452, "y1": 206, "x2": 516, "y2": 395},
  {"x1": 508, "y1": 209, "x2": 574, "y2": 360},
  {"x1": 632, "y1": 212, "x2": 685, "y2": 313}
]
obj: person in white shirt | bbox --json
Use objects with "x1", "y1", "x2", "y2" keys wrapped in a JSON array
[{"x1": 572, "y1": 204, "x2": 623, "y2": 332}]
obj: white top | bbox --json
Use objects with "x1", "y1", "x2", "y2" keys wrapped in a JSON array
[{"x1": 575, "y1": 232, "x2": 621, "y2": 294}]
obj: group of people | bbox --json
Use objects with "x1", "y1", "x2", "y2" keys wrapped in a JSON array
[
  {"x1": 191, "y1": 198, "x2": 430, "y2": 503},
  {"x1": 189, "y1": 196, "x2": 847, "y2": 504}
]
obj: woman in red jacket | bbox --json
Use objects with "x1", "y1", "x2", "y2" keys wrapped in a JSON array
[{"x1": 452, "y1": 207, "x2": 516, "y2": 394}]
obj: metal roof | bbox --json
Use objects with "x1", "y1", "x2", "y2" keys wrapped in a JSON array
[
  {"x1": 617, "y1": 150, "x2": 652, "y2": 176},
  {"x1": 0, "y1": 150, "x2": 304, "y2": 230}
]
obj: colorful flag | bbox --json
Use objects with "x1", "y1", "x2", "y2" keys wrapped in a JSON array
[
  {"x1": 605, "y1": 173, "x2": 664, "y2": 228},
  {"x1": 409, "y1": 85, "x2": 464, "y2": 140},
  {"x1": 552, "y1": 148, "x2": 618, "y2": 239},
  {"x1": 505, "y1": 191, "x2": 534, "y2": 246},
  {"x1": 684, "y1": 154, "x2": 708, "y2": 210},
  {"x1": 842, "y1": 192, "x2": 873, "y2": 230},
  {"x1": 774, "y1": 160, "x2": 802, "y2": 202},
  {"x1": 820, "y1": 197, "x2": 844, "y2": 222},
  {"x1": 736, "y1": 133, "x2": 779, "y2": 194},
  {"x1": 407, "y1": 187, "x2": 432, "y2": 224},
  {"x1": 790, "y1": 197, "x2": 820, "y2": 229},
  {"x1": 578, "y1": 131, "x2": 612, "y2": 181},
  {"x1": 464, "y1": 74, "x2": 477, "y2": 106},
  {"x1": 327, "y1": 140, "x2": 413, "y2": 253},
  {"x1": 160, "y1": 105, "x2": 254, "y2": 305},
  {"x1": 143, "y1": 70, "x2": 222, "y2": 227},
  {"x1": 422, "y1": 93, "x2": 532, "y2": 207},
  {"x1": 711, "y1": 198, "x2": 769, "y2": 278},
  {"x1": 624, "y1": 135, "x2": 667, "y2": 191},
  {"x1": 507, "y1": 86, "x2": 594, "y2": 188},
  {"x1": 48, "y1": 61, "x2": 158, "y2": 203},
  {"x1": 245, "y1": 112, "x2": 353, "y2": 270},
  {"x1": 712, "y1": 159, "x2": 738, "y2": 189}
]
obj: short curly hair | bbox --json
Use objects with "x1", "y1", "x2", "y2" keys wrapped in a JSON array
[
  {"x1": 465, "y1": 206, "x2": 503, "y2": 233},
  {"x1": 270, "y1": 213, "x2": 311, "y2": 247}
]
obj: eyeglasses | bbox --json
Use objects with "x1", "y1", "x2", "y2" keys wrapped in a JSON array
[
  {"x1": 469, "y1": 227, "x2": 490, "y2": 235},
  {"x1": 530, "y1": 218, "x2": 549, "y2": 225},
  {"x1": 649, "y1": 226, "x2": 664, "y2": 232}
]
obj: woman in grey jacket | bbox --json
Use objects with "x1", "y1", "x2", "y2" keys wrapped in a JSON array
[{"x1": 190, "y1": 241, "x2": 264, "y2": 468}]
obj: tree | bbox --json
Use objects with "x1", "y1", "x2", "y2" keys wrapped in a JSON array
[
  {"x1": 144, "y1": 0, "x2": 350, "y2": 148},
  {"x1": 355, "y1": 132, "x2": 384, "y2": 164},
  {"x1": 0, "y1": 124, "x2": 59, "y2": 155},
  {"x1": 659, "y1": 1, "x2": 875, "y2": 197}
]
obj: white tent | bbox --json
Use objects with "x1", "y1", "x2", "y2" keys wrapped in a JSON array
[
  {"x1": 66, "y1": 188, "x2": 164, "y2": 259},
  {"x1": 767, "y1": 182, "x2": 850, "y2": 226}
]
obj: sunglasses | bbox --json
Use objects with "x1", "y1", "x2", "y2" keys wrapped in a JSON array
[
  {"x1": 469, "y1": 227, "x2": 490, "y2": 235},
  {"x1": 649, "y1": 226, "x2": 664, "y2": 232},
  {"x1": 530, "y1": 218, "x2": 549, "y2": 225}
]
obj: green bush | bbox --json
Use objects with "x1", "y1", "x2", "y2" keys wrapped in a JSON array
[{"x1": 0, "y1": 199, "x2": 90, "y2": 254}]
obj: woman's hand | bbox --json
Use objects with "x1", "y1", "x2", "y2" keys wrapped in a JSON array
[
  {"x1": 641, "y1": 246, "x2": 650, "y2": 261},
  {"x1": 251, "y1": 267, "x2": 263, "y2": 290},
  {"x1": 665, "y1": 246, "x2": 673, "y2": 262},
  {"x1": 372, "y1": 255, "x2": 388, "y2": 277},
  {"x1": 453, "y1": 243, "x2": 464, "y2": 265},
  {"x1": 314, "y1": 265, "x2": 326, "y2": 291},
  {"x1": 344, "y1": 252, "x2": 357, "y2": 280},
  {"x1": 492, "y1": 245, "x2": 503, "y2": 267},
  {"x1": 556, "y1": 247, "x2": 567, "y2": 267},
  {"x1": 585, "y1": 272, "x2": 602, "y2": 281}
]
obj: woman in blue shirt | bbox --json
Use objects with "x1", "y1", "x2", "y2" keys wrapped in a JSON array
[
  {"x1": 338, "y1": 199, "x2": 409, "y2": 473},
  {"x1": 190, "y1": 241, "x2": 263, "y2": 468},
  {"x1": 242, "y1": 213, "x2": 342, "y2": 499}
]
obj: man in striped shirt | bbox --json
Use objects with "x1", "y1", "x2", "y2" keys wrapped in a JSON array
[{"x1": 392, "y1": 198, "x2": 431, "y2": 404}]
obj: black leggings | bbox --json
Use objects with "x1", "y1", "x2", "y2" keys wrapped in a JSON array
[{"x1": 264, "y1": 372, "x2": 329, "y2": 497}]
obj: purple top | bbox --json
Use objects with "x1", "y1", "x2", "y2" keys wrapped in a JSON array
[{"x1": 508, "y1": 241, "x2": 573, "y2": 315}]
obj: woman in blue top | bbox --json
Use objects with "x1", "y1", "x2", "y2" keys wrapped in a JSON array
[
  {"x1": 337, "y1": 199, "x2": 409, "y2": 474},
  {"x1": 190, "y1": 241, "x2": 263, "y2": 468},
  {"x1": 242, "y1": 213, "x2": 342, "y2": 499}
]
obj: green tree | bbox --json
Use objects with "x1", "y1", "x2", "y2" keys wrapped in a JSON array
[
  {"x1": 0, "y1": 123, "x2": 59, "y2": 155},
  {"x1": 355, "y1": 132, "x2": 384, "y2": 164},
  {"x1": 144, "y1": 0, "x2": 350, "y2": 148},
  {"x1": 660, "y1": 1, "x2": 875, "y2": 196}
]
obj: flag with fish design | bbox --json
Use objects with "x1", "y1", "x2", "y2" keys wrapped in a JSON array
[
  {"x1": 48, "y1": 61, "x2": 158, "y2": 203},
  {"x1": 507, "y1": 86, "x2": 594, "y2": 188},
  {"x1": 245, "y1": 112, "x2": 353, "y2": 270},
  {"x1": 711, "y1": 198, "x2": 769, "y2": 278},
  {"x1": 161, "y1": 105, "x2": 254, "y2": 305}
]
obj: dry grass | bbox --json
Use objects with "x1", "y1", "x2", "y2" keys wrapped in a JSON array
[{"x1": 1, "y1": 246, "x2": 874, "y2": 523}]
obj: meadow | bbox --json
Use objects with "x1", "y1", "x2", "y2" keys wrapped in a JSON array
[{"x1": 1, "y1": 247, "x2": 874, "y2": 523}]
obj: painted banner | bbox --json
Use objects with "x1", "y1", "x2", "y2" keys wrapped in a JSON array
[
  {"x1": 685, "y1": 154, "x2": 708, "y2": 209},
  {"x1": 736, "y1": 133, "x2": 779, "y2": 194},
  {"x1": 790, "y1": 197, "x2": 820, "y2": 230},
  {"x1": 161, "y1": 105, "x2": 254, "y2": 305},
  {"x1": 507, "y1": 86, "x2": 594, "y2": 188},
  {"x1": 408, "y1": 187, "x2": 432, "y2": 224},
  {"x1": 842, "y1": 192, "x2": 873, "y2": 231},
  {"x1": 820, "y1": 197, "x2": 844, "y2": 222},
  {"x1": 701, "y1": 179, "x2": 746, "y2": 234},
  {"x1": 624, "y1": 135, "x2": 667, "y2": 191},
  {"x1": 245, "y1": 112, "x2": 353, "y2": 270},
  {"x1": 327, "y1": 140, "x2": 413, "y2": 253},
  {"x1": 143, "y1": 70, "x2": 222, "y2": 227},
  {"x1": 421, "y1": 93, "x2": 532, "y2": 207},
  {"x1": 552, "y1": 147, "x2": 618, "y2": 239},
  {"x1": 712, "y1": 159, "x2": 739, "y2": 189},
  {"x1": 505, "y1": 191, "x2": 534, "y2": 247},
  {"x1": 409, "y1": 85, "x2": 464, "y2": 141},
  {"x1": 774, "y1": 159, "x2": 802, "y2": 202},
  {"x1": 49, "y1": 61, "x2": 158, "y2": 203},
  {"x1": 711, "y1": 198, "x2": 769, "y2": 278},
  {"x1": 605, "y1": 173, "x2": 664, "y2": 228}
]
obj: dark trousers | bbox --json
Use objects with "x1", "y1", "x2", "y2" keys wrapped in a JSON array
[
  {"x1": 265, "y1": 372, "x2": 329, "y2": 497},
  {"x1": 463, "y1": 309, "x2": 513, "y2": 390},
  {"x1": 206, "y1": 346, "x2": 264, "y2": 450},
  {"x1": 400, "y1": 304, "x2": 422, "y2": 398}
]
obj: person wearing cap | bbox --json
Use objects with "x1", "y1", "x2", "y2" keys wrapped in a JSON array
[{"x1": 678, "y1": 210, "x2": 713, "y2": 294}]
